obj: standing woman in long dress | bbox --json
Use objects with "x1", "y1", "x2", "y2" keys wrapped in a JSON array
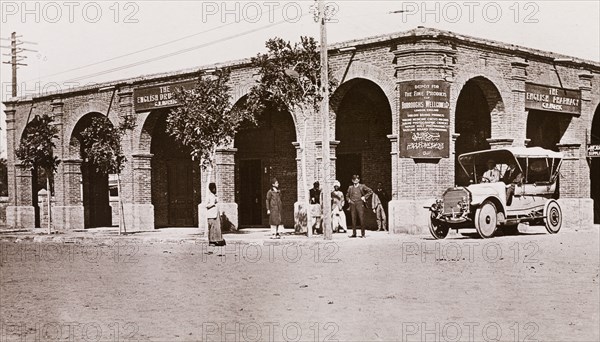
[
  {"x1": 266, "y1": 177, "x2": 283, "y2": 239},
  {"x1": 206, "y1": 183, "x2": 226, "y2": 246}
]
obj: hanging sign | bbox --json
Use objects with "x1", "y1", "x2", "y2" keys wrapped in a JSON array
[
  {"x1": 399, "y1": 80, "x2": 451, "y2": 158},
  {"x1": 525, "y1": 83, "x2": 581, "y2": 115},
  {"x1": 133, "y1": 79, "x2": 196, "y2": 112}
]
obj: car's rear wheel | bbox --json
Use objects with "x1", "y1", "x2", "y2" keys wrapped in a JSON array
[
  {"x1": 543, "y1": 200, "x2": 562, "y2": 234},
  {"x1": 429, "y1": 212, "x2": 449, "y2": 239},
  {"x1": 475, "y1": 200, "x2": 497, "y2": 238}
]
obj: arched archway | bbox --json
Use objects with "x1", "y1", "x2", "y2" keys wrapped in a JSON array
[
  {"x1": 234, "y1": 97, "x2": 297, "y2": 227},
  {"x1": 591, "y1": 104, "x2": 600, "y2": 223},
  {"x1": 140, "y1": 108, "x2": 201, "y2": 227},
  {"x1": 70, "y1": 113, "x2": 114, "y2": 228},
  {"x1": 332, "y1": 78, "x2": 393, "y2": 229},
  {"x1": 19, "y1": 116, "x2": 54, "y2": 228},
  {"x1": 455, "y1": 77, "x2": 503, "y2": 185}
]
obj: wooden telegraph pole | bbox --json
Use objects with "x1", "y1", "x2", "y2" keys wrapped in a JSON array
[
  {"x1": 318, "y1": 0, "x2": 333, "y2": 240},
  {"x1": 1, "y1": 32, "x2": 37, "y2": 97}
]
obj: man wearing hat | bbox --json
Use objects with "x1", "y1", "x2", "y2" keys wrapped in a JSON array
[
  {"x1": 346, "y1": 175, "x2": 373, "y2": 238},
  {"x1": 482, "y1": 159, "x2": 501, "y2": 183}
]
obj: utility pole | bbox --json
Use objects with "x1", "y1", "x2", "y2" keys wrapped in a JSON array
[
  {"x1": 318, "y1": 0, "x2": 333, "y2": 240},
  {"x1": 1, "y1": 32, "x2": 37, "y2": 97}
]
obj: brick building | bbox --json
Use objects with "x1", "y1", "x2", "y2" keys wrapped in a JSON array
[{"x1": 3, "y1": 27, "x2": 600, "y2": 233}]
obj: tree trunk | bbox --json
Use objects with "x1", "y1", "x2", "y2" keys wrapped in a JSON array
[
  {"x1": 46, "y1": 175, "x2": 51, "y2": 235},
  {"x1": 117, "y1": 173, "x2": 125, "y2": 235},
  {"x1": 301, "y1": 117, "x2": 311, "y2": 237}
]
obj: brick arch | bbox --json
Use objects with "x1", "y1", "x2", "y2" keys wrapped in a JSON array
[
  {"x1": 592, "y1": 102, "x2": 600, "y2": 143},
  {"x1": 230, "y1": 87, "x2": 300, "y2": 145},
  {"x1": 452, "y1": 69, "x2": 509, "y2": 136},
  {"x1": 66, "y1": 111, "x2": 117, "y2": 160},
  {"x1": 64, "y1": 100, "x2": 115, "y2": 159},
  {"x1": 331, "y1": 61, "x2": 396, "y2": 116},
  {"x1": 231, "y1": 81, "x2": 256, "y2": 107},
  {"x1": 135, "y1": 110, "x2": 164, "y2": 154}
]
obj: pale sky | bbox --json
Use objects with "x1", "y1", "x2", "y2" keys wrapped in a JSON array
[{"x1": 1, "y1": 0, "x2": 599, "y2": 157}]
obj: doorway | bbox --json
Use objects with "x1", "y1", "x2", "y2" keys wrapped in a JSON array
[
  {"x1": 149, "y1": 110, "x2": 200, "y2": 228},
  {"x1": 336, "y1": 153, "x2": 362, "y2": 194},
  {"x1": 239, "y1": 159, "x2": 263, "y2": 226},
  {"x1": 167, "y1": 160, "x2": 194, "y2": 226}
]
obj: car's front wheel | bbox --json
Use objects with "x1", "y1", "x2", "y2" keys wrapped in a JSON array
[
  {"x1": 543, "y1": 200, "x2": 562, "y2": 234},
  {"x1": 475, "y1": 200, "x2": 498, "y2": 238},
  {"x1": 429, "y1": 212, "x2": 449, "y2": 239}
]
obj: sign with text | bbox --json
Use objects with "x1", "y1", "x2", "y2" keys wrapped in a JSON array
[
  {"x1": 133, "y1": 79, "x2": 196, "y2": 112},
  {"x1": 525, "y1": 83, "x2": 581, "y2": 115},
  {"x1": 399, "y1": 80, "x2": 450, "y2": 158},
  {"x1": 588, "y1": 144, "x2": 600, "y2": 157}
]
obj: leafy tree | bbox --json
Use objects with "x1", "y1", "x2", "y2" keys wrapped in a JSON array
[
  {"x1": 166, "y1": 69, "x2": 255, "y2": 195},
  {"x1": 15, "y1": 114, "x2": 60, "y2": 233},
  {"x1": 245, "y1": 36, "x2": 337, "y2": 235},
  {"x1": 80, "y1": 114, "x2": 136, "y2": 234}
]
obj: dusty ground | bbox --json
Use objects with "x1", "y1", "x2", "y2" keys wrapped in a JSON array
[{"x1": 1, "y1": 226, "x2": 598, "y2": 342}]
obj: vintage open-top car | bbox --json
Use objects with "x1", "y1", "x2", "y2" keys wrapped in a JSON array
[{"x1": 428, "y1": 147, "x2": 564, "y2": 239}]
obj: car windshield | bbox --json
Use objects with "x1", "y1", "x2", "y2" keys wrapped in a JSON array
[{"x1": 457, "y1": 149, "x2": 562, "y2": 185}]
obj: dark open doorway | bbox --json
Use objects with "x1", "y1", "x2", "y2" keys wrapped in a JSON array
[
  {"x1": 150, "y1": 110, "x2": 200, "y2": 228},
  {"x1": 167, "y1": 160, "x2": 195, "y2": 226},
  {"x1": 336, "y1": 153, "x2": 362, "y2": 196},
  {"x1": 455, "y1": 78, "x2": 494, "y2": 186},
  {"x1": 526, "y1": 110, "x2": 571, "y2": 151},
  {"x1": 234, "y1": 99, "x2": 297, "y2": 228},
  {"x1": 239, "y1": 159, "x2": 263, "y2": 226}
]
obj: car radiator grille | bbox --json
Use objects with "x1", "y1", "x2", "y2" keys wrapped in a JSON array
[{"x1": 443, "y1": 188, "x2": 469, "y2": 215}]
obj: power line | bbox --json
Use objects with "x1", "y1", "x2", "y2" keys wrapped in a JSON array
[
  {"x1": 65, "y1": 14, "x2": 307, "y2": 83},
  {"x1": 24, "y1": 6, "x2": 279, "y2": 83}
]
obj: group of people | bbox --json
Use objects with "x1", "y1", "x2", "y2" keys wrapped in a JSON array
[
  {"x1": 204, "y1": 175, "x2": 390, "y2": 243},
  {"x1": 308, "y1": 175, "x2": 389, "y2": 238}
]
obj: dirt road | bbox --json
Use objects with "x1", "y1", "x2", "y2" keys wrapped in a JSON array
[{"x1": 1, "y1": 227, "x2": 598, "y2": 341}]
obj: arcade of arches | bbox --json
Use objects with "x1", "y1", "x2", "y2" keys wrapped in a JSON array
[{"x1": 4, "y1": 27, "x2": 598, "y2": 233}]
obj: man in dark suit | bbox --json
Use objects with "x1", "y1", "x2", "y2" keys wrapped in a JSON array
[
  {"x1": 502, "y1": 161, "x2": 523, "y2": 206},
  {"x1": 346, "y1": 175, "x2": 373, "y2": 238}
]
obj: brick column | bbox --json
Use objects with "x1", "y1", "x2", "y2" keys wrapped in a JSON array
[
  {"x1": 53, "y1": 159, "x2": 84, "y2": 230},
  {"x1": 6, "y1": 164, "x2": 35, "y2": 228},
  {"x1": 390, "y1": 36, "x2": 456, "y2": 234},
  {"x1": 122, "y1": 154, "x2": 155, "y2": 231},
  {"x1": 212, "y1": 148, "x2": 238, "y2": 231},
  {"x1": 556, "y1": 143, "x2": 593, "y2": 229},
  {"x1": 387, "y1": 134, "x2": 398, "y2": 199},
  {"x1": 509, "y1": 59, "x2": 529, "y2": 146},
  {"x1": 313, "y1": 140, "x2": 337, "y2": 185},
  {"x1": 486, "y1": 138, "x2": 515, "y2": 150},
  {"x1": 50, "y1": 99, "x2": 65, "y2": 204},
  {"x1": 293, "y1": 141, "x2": 309, "y2": 233},
  {"x1": 5, "y1": 102, "x2": 35, "y2": 228}
]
